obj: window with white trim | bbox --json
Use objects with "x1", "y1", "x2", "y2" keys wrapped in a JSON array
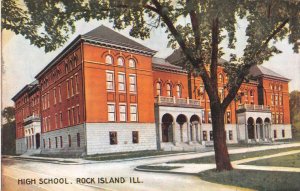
[
  {"x1": 176, "y1": 84, "x2": 182, "y2": 98},
  {"x1": 75, "y1": 74, "x2": 79, "y2": 94},
  {"x1": 117, "y1": 57, "x2": 124, "y2": 66},
  {"x1": 106, "y1": 71, "x2": 114, "y2": 91},
  {"x1": 53, "y1": 88, "x2": 56, "y2": 104},
  {"x1": 119, "y1": 104, "x2": 126, "y2": 122},
  {"x1": 58, "y1": 85, "x2": 62, "y2": 102},
  {"x1": 129, "y1": 75, "x2": 136, "y2": 92},
  {"x1": 118, "y1": 73, "x2": 126, "y2": 91},
  {"x1": 130, "y1": 105, "x2": 137, "y2": 122},
  {"x1": 108, "y1": 104, "x2": 115, "y2": 121},
  {"x1": 105, "y1": 55, "x2": 113, "y2": 65},
  {"x1": 129, "y1": 59, "x2": 136, "y2": 68},
  {"x1": 59, "y1": 112, "x2": 63, "y2": 128},
  {"x1": 156, "y1": 82, "x2": 162, "y2": 96},
  {"x1": 67, "y1": 79, "x2": 70, "y2": 98},
  {"x1": 166, "y1": 83, "x2": 172, "y2": 97}
]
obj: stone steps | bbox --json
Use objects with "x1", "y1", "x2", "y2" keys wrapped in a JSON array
[
  {"x1": 161, "y1": 142, "x2": 205, "y2": 152},
  {"x1": 21, "y1": 148, "x2": 41, "y2": 156}
]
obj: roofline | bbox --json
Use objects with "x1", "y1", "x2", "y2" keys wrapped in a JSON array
[
  {"x1": 35, "y1": 35, "x2": 82, "y2": 79},
  {"x1": 12, "y1": 85, "x2": 29, "y2": 102},
  {"x1": 256, "y1": 74, "x2": 290, "y2": 82},
  {"x1": 35, "y1": 34, "x2": 157, "y2": 79},
  {"x1": 82, "y1": 35, "x2": 157, "y2": 56},
  {"x1": 152, "y1": 64, "x2": 187, "y2": 74}
]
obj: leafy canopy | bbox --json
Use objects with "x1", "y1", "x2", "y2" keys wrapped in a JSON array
[{"x1": 2, "y1": 0, "x2": 299, "y2": 106}]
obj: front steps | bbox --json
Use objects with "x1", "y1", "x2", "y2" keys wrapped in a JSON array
[{"x1": 21, "y1": 148, "x2": 41, "y2": 156}]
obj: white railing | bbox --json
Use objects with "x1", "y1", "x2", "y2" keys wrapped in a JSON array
[
  {"x1": 155, "y1": 96, "x2": 201, "y2": 107},
  {"x1": 238, "y1": 104, "x2": 271, "y2": 111},
  {"x1": 24, "y1": 114, "x2": 40, "y2": 123}
]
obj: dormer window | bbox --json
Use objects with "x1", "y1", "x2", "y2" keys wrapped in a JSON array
[
  {"x1": 129, "y1": 59, "x2": 136, "y2": 68},
  {"x1": 117, "y1": 57, "x2": 124, "y2": 67},
  {"x1": 105, "y1": 55, "x2": 113, "y2": 65}
]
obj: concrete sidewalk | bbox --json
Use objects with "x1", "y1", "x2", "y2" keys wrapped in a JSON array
[{"x1": 135, "y1": 143, "x2": 300, "y2": 174}]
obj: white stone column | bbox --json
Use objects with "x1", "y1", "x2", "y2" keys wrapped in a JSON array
[
  {"x1": 186, "y1": 122, "x2": 190, "y2": 143},
  {"x1": 254, "y1": 123, "x2": 257, "y2": 141},
  {"x1": 262, "y1": 124, "x2": 265, "y2": 140},
  {"x1": 245, "y1": 124, "x2": 248, "y2": 142},
  {"x1": 172, "y1": 122, "x2": 177, "y2": 145}
]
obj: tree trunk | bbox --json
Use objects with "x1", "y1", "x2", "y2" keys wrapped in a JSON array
[{"x1": 211, "y1": 103, "x2": 233, "y2": 171}]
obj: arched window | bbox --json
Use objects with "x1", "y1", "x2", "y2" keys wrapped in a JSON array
[
  {"x1": 65, "y1": 64, "x2": 68, "y2": 74},
  {"x1": 156, "y1": 82, "x2": 161, "y2": 96},
  {"x1": 176, "y1": 84, "x2": 182, "y2": 98},
  {"x1": 129, "y1": 59, "x2": 136, "y2": 68},
  {"x1": 117, "y1": 57, "x2": 124, "y2": 66},
  {"x1": 105, "y1": 55, "x2": 113, "y2": 65},
  {"x1": 166, "y1": 83, "x2": 172, "y2": 97},
  {"x1": 218, "y1": 74, "x2": 224, "y2": 83}
]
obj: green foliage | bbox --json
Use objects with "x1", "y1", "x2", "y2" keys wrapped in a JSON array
[{"x1": 2, "y1": 106, "x2": 15, "y2": 123}]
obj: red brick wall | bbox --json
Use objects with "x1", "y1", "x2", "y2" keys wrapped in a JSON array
[
  {"x1": 83, "y1": 43, "x2": 155, "y2": 123},
  {"x1": 38, "y1": 45, "x2": 84, "y2": 133}
]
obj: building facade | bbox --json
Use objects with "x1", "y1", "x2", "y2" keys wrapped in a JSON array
[{"x1": 12, "y1": 25, "x2": 292, "y2": 155}]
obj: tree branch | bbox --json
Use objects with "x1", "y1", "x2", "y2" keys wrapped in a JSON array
[{"x1": 187, "y1": 0, "x2": 201, "y2": 50}]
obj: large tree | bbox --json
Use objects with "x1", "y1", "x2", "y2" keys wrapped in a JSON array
[{"x1": 2, "y1": 0, "x2": 299, "y2": 171}]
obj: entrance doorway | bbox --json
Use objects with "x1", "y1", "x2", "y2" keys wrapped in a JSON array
[
  {"x1": 162, "y1": 114, "x2": 173, "y2": 142},
  {"x1": 36, "y1": 133, "x2": 40, "y2": 149}
]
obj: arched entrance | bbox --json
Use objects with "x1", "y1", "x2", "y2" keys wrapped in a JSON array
[
  {"x1": 162, "y1": 114, "x2": 174, "y2": 142},
  {"x1": 176, "y1": 114, "x2": 187, "y2": 142},
  {"x1": 36, "y1": 133, "x2": 40, "y2": 149},
  {"x1": 190, "y1": 115, "x2": 200, "y2": 141},
  {"x1": 247, "y1": 117, "x2": 255, "y2": 139},
  {"x1": 256, "y1": 118, "x2": 263, "y2": 139}
]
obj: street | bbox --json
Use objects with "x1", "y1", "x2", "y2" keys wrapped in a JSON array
[{"x1": 2, "y1": 153, "x2": 237, "y2": 191}]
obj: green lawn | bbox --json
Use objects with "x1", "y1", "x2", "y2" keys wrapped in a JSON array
[
  {"x1": 85, "y1": 150, "x2": 189, "y2": 161},
  {"x1": 169, "y1": 146, "x2": 300, "y2": 164},
  {"x1": 198, "y1": 169, "x2": 300, "y2": 191},
  {"x1": 244, "y1": 152, "x2": 300, "y2": 168}
]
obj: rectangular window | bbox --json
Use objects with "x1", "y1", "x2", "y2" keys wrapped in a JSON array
[
  {"x1": 119, "y1": 104, "x2": 126, "y2": 122},
  {"x1": 106, "y1": 71, "x2": 114, "y2": 91},
  {"x1": 118, "y1": 73, "x2": 126, "y2": 91},
  {"x1": 280, "y1": 113, "x2": 283, "y2": 124},
  {"x1": 226, "y1": 112, "x2": 231, "y2": 124},
  {"x1": 59, "y1": 112, "x2": 63, "y2": 128},
  {"x1": 48, "y1": 138, "x2": 51, "y2": 148},
  {"x1": 48, "y1": 116, "x2": 51, "y2": 130},
  {"x1": 272, "y1": 113, "x2": 275, "y2": 124},
  {"x1": 208, "y1": 112, "x2": 212, "y2": 123},
  {"x1": 201, "y1": 110, "x2": 205, "y2": 124},
  {"x1": 68, "y1": 134, "x2": 71, "y2": 147},
  {"x1": 274, "y1": 130, "x2": 277, "y2": 138},
  {"x1": 43, "y1": 139, "x2": 45, "y2": 148},
  {"x1": 271, "y1": 94, "x2": 274, "y2": 105},
  {"x1": 130, "y1": 105, "x2": 137, "y2": 122},
  {"x1": 67, "y1": 80, "x2": 70, "y2": 98},
  {"x1": 209, "y1": 131, "x2": 213, "y2": 141},
  {"x1": 55, "y1": 137, "x2": 58, "y2": 148},
  {"x1": 132, "y1": 131, "x2": 139, "y2": 143},
  {"x1": 276, "y1": 113, "x2": 279, "y2": 124},
  {"x1": 108, "y1": 104, "x2": 115, "y2": 121},
  {"x1": 55, "y1": 113, "x2": 58, "y2": 129},
  {"x1": 70, "y1": 77, "x2": 74, "y2": 97},
  {"x1": 229, "y1": 130, "x2": 233, "y2": 140},
  {"x1": 60, "y1": 136, "x2": 63, "y2": 148},
  {"x1": 58, "y1": 85, "x2": 62, "y2": 102},
  {"x1": 77, "y1": 105, "x2": 80, "y2": 123},
  {"x1": 275, "y1": 94, "x2": 278, "y2": 105},
  {"x1": 47, "y1": 92, "x2": 50, "y2": 108},
  {"x1": 109, "y1": 131, "x2": 118, "y2": 145},
  {"x1": 75, "y1": 74, "x2": 79, "y2": 94},
  {"x1": 203, "y1": 131, "x2": 207, "y2": 141},
  {"x1": 68, "y1": 109, "x2": 71, "y2": 125},
  {"x1": 129, "y1": 75, "x2": 136, "y2": 92},
  {"x1": 282, "y1": 130, "x2": 285, "y2": 138},
  {"x1": 279, "y1": 95, "x2": 283, "y2": 106},
  {"x1": 53, "y1": 88, "x2": 56, "y2": 104},
  {"x1": 70, "y1": 107, "x2": 74, "y2": 125},
  {"x1": 77, "y1": 133, "x2": 80, "y2": 147}
]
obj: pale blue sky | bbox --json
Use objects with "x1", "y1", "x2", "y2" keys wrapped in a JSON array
[{"x1": 2, "y1": 19, "x2": 299, "y2": 107}]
